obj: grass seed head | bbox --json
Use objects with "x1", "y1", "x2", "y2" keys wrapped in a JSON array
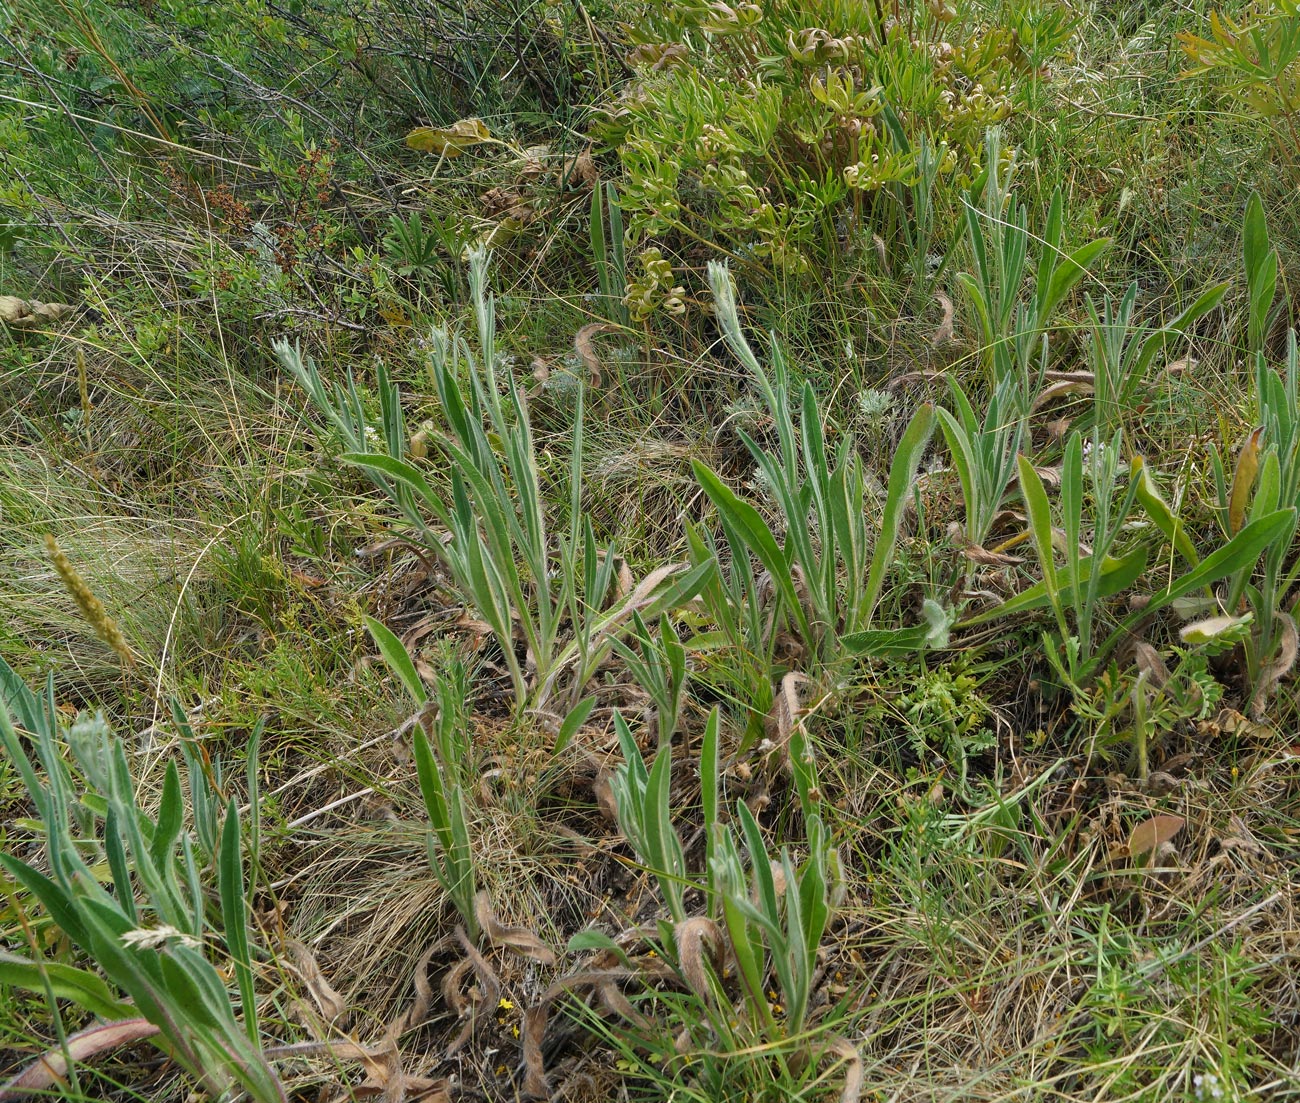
[{"x1": 45, "y1": 533, "x2": 136, "y2": 668}]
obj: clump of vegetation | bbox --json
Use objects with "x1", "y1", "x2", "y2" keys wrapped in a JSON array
[
  {"x1": 600, "y1": 0, "x2": 1076, "y2": 297},
  {"x1": 2, "y1": 0, "x2": 1300, "y2": 1100}
]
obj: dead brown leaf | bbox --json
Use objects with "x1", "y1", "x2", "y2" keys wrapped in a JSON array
[
  {"x1": 385, "y1": 942, "x2": 440, "y2": 1040},
  {"x1": 0, "y1": 1019, "x2": 162, "y2": 1100},
  {"x1": 597, "y1": 979, "x2": 652, "y2": 1029},
  {"x1": 960, "y1": 541, "x2": 1024, "y2": 567},
  {"x1": 475, "y1": 892, "x2": 558, "y2": 965},
  {"x1": 765, "y1": 671, "x2": 811, "y2": 757},
  {"x1": 1045, "y1": 415, "x2": 1072, "y2": 443},
  {"x1": 827, "y1": 1035, "x2": 864, "y2": 1103},
  {"x1": 1206, "y1": 708, "x2": 1275, "y2": 740},
  {"x1": 675, "y1": 916, "x2": 724, "y2": 1000},
  {"x1": 521, "y1": 1003, "x2": 552, "y2": 1098},
  {"x1": 592, "y1": 769, "x2": 619, "y2": 822},
  {"x1": 286, "y1": 939, "x2": 349, "y2": 1025},
  {"x1": 561, "y1": 148, "x2": 598, "y2": 189},
  {"x1": 930, "y1": 291, "x2": 954, "y2": 347},
  {"x1": 1129, "y1": 640, "x2": 1171, "y2": 689},
  {"x1": 574, "y1": 322, "x2": 618, "y2": 387},
  {"x1": 1032, "y1": 377, "x2": 1094, "y2": 411},
  {"x1": 1248, "y1": 611, "x2": 1296, "y2": 720},
  {"x1": 519, "y1": 144, "x2": 549, "y2": 182},
  {"x1": 1034, "y1": 465, "x2": 1062, "y2": 489},
  {"x1": 1128, "y1": 814, "x2": 1185, "y2": 863},
  {"x1": 886, "y1": 369, "x2": 945, "y2": 389},
  {"x1": 440, "y1": 926, "x2": 502, "y2": 1056},
  {"x1": 0, "y1": 295, "x2": 77, "y2": 329},
  {"x1": 480, "y1": 186, "x2": 534, "y2": 223}
]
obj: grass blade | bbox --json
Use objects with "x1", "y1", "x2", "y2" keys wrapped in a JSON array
[{"x1": 220, "y1": 799, "x2": 258, "y2": 1043}]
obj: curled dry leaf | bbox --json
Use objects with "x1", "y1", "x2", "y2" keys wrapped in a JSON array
[
  {"x1": 1031, "y1": 377, "x2": 1094, "y2": 411},
  {"x1": 0, "y1": 1019, "x2": 162, "y2": 1100},
  {"x1": 287, "y1": 939, "x2": 350, "y2": 1025},
  {"x1": 588, "y1": 563, "x2": 694, "y2": 649},
  {"x1": 1248, "y1": 611, "x2": 1297, "y2": 720},
  {"x1": 827, "y1": 1035, "x2": 864, "y2": 1103},
  {"x1": 519, "y1": 144, "x2": 549, "y2": 182},
  {"x1": 597, "y1": 979, "x2": 651, "y2": 1030},
  {"x1": 406, "y1": 118, "x2": 492, "y2": 156},
  {"x1": 960, "y1": 541, "x2": 1024, "y2": 567},
  {"x1": 480, "y1": 186, "x2": 534, "y2": 223},
  {"x1": 385, "y1": 942, "x2": 440, "y2": 1040},
  {"x1": 886, "y1": 369, "x2": 945, "y2": 390},
  {"x1": 521, "y1": 964, "x2": 660, "y2": 1088},
  {"x1": 765, "y1": 671, "x2": 811, "y2": 757},
  {"x1": 1128, "y1": 814, "x2": 1185, "y2": 863},
  {"x1": 443, "y1": 926, "x2": 501, "y2": 1056},
  {"x1": 478, "y1": 763, "x2": 510, "y2": 806},
  {"x1": 574, "y1": 322, "x2": 618, "y2": 387},
  {"x1": 456, "y1": 925, "x2": 501, "y2": 1003},
  {"x1": 440, "y1": 958, "x2": 472, "y2": 1021},
  {"x1": 989, "y1": 508, "x2": 1026, "y2": 531},
  {"x1": 475, "y1": 892, "x2": 558, "y2": 965},
  {"x1": 521, "y1": 1003, "x2": 552, "y2": 1099},
  {"x1": 930, "y1": 291, "x2": 955, "y2": 347},
  {"x1": 1198, "y1": 707, "x2": 1274, "y2": 742},
  {"x1": 790, "y1": 563, "x2": 822, "y2": 638},
  {"x1": 0, "y1": 295, "x2": 78, "y2": 329},
  {"x1": 872, "y1": 233, "x2": 888, "y2": 271},
  {"x1": 1143, "y1": 771, "x2": 1180, "y2": 796},
  {"x1": 674, "y1": 916, "x2": 724, "y2": 1000},
  {"x1": 1129, "y1": 640, "x2": 1171, "y2": 689},
  {"x1": 561, "y1": 148, "x2": 599, "y2": 189}
]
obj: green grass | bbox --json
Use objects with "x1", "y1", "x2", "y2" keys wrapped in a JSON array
[{"x1": 2, "y1": 0, "x2": 1300, "y2": 1099}]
